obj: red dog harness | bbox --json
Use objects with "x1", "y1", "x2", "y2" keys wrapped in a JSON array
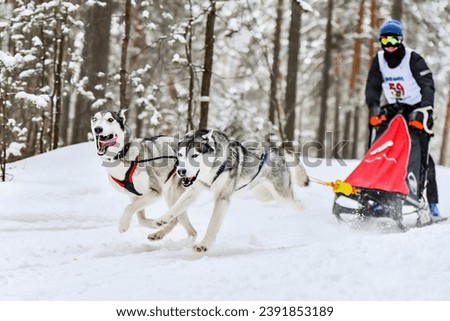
[{"x1": 110, "y1": 156, "x2": 142, "y2": 196}]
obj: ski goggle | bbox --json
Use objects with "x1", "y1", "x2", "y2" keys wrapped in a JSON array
[{"x1": 379, "y1": 35, "x2": 402, "y2": 46}]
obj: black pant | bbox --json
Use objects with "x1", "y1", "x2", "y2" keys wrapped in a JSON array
[
  {"x1": 370, "y1": 104, "x2": 438, "y2": 203},
  {"x1": 427, "y1": 156, "x2": 439, "y2": 204}
]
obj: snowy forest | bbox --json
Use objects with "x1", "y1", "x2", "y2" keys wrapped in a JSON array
[{"x1": 1, "y1": 0, "x2": 450, "y2": 182}]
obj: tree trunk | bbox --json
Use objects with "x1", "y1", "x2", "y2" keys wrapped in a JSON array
[
  {"x1": 284, "y1": 0, "x2": 302, "y2": 142},
  {"x1": 332, "y1": 52, "x2": 342, "y2": 158},
  {"x1": 199, "y1": 0, "x2": 216, "y2": 129},
  {"x1": 316, "y1": 0, "x2": 333, "y2": 158},
  {"x1": 185, "y1": 0, "x2": 195, "y2": 132},
  {"x1": 352, "y1": 105, "x2": 360, "y2": 159},
  {"x1": 349, "y1": 0, "x2": 365, "y2": 158},
  {"x1": 368, "y1": 0, "x2": 377, "y2": 61},
  {"x1": 71, "y1": 3, "x2": 112, "y2": 144},
  {"x1": 349, "y1": 0, "x2": 365, "y2": 94},
  {"x1": 343, "y1": 110, "x2": 352, "y2": 159},
  {"x1": 269, "y1": 0, "x2": 283, "y2": 126},
  {"x1": 439, "y1": 91, "x2": 450, "y2": 166},
  {"x1": 0, "y1": 92, "x2": 6, "y2": 181},
  {"x1": 120, "y1": 0, "x2": 131, "y2": 110},
  {"x1": 391, "y1": 0, "x2": 403, "y2": 20},
  {"x1": 50, "y1": 8, "x2": 67, "y2": 150}
]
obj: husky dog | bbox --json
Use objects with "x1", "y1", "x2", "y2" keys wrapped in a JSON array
[
  {"x1": 154, "y1": 129, "x2": 309, "y2": 252},
  {"x1": 91, "y1": 109, "x2": 196, "y2": 240}
]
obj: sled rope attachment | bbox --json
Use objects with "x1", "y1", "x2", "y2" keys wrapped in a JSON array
[{"x1": 308, "y1": 176, "x2": 360, "y2": 196}]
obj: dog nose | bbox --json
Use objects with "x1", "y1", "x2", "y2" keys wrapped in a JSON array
[
  {"x1": 177, "y1": 168, "x2": 186, "y2": 177},
  {"x1": 94, "y1": 126, "x2": 103, "y2": 134}
]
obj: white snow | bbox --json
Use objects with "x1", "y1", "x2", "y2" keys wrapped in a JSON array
[
  {"x1": 298, "y1": 0, "x2": 314, "y2": 13},
  {"x1": 1, "y1": 142, "x2": 450, "y2": 301},
  {"x1": 32, "y1": 36, "x2": 43, "y2": 47},
  {"x1": 172, "y1": 53, "x2": 187, "y2": 65},
  {"x1": 6, "y1": 142, "x2": 26, "y2": 157},
  {"x1": 15, "y1": 91, "x2": 50, "y2": 108},
  {"x1": 150, "y1": 110, "x2": 161, "y2": 125},
  {"x1": 0, "y1": 50, "x2": 22, "y2": 69}
]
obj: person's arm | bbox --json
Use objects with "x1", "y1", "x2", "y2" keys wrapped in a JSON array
[
  {"x1": 410, "y1": 51, "x2": 435, "y2": 108},
  {"x1": 365, "y1": 56, "x2": 383, "y2": 110}
]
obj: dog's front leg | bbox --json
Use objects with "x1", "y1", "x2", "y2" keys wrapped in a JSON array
[
  {"x1": 136, "y1": 210, "x2": 157, "y2": 228},
  {"x1": 154, "y1": 187, "x2": 198, "y2": 227},
  {"x1": 147, "y1": 217, "x2": 179, "y2": 241},
  {"x1": 194, "y1": 195, "x2": 230, "y2": 252},
  {"x1": 119, "y1": 192, "x2": 160, "y2": 232}
]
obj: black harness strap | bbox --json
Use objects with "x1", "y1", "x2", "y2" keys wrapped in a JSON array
[
  {"x1": 236, "y1": 152, "x2": 267, "y2": 191},
  {"x1": 136, "y1": 155, "x2": 177, "y2": 163},
  {"x1": 164, "y1": 164, "x2": 178, "y2": 184},
  {"x1": 111, "y1": 141, "x2": 178, "y2": 193},
  {"x1": 198, "y1": 160, "x2": 228, "y2": 189},
  {"x1": 211, "y1": 160, "x2": 229, "y2": 185},
  {"x1": 136, "y1": 155, "x2": 178, "y2": 184}
]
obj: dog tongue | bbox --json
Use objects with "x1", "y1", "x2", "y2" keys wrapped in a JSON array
[{"x1": 98, "y1": 135, "x2": 117, "y2": 149}]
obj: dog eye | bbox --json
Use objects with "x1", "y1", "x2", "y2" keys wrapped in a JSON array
[
  {"x1": 192, "y1": 153, "x2": 199, "y2": 158},
  {"x1": 107, "y1": 118, "x2": 114, "y2": 123},
  {"x1": 177, "y1": 153, "x2": 183, "y2": 157},
  {"x1": 91, "y1": 117, "x2": 97, "y2": 122}
]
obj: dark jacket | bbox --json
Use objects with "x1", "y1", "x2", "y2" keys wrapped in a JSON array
[{"x1": 365, "y1": 45, "x2": 435, "y2": 110}]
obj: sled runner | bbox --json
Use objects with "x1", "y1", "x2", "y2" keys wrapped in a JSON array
[{"x1": 332, "y1": 115, "x2": 438, "y2": 230}]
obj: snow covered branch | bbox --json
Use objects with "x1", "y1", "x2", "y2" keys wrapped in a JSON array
[
  {"x1": 0, "y1": 51, "x2": 22, "y2": 70},
  {"x1": 15, "y1": 92, "x2": 50, "y2": 109}
]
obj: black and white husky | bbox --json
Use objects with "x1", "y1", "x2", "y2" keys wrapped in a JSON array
[
  {"x1": 154, "y1": 129, "x2": 309, "y2": 252},
  {"x1": 91, "y1": 109, "x2": 196, "y2": 241}
]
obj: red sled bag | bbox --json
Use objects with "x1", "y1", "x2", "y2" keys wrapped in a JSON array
[{"x1": 345, "y1": 115, "x2": 410, "y2": 195}]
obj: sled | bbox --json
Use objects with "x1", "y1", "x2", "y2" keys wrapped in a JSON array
[{"x1": 332, "y1": 115, "x2": 434, "y2": 230}]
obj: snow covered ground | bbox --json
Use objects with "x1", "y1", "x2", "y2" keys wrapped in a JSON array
[{"x1": 1, "y1": 142, "x2": 450, "y2": 301}]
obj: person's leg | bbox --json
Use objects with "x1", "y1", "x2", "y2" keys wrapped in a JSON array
[{"x1": 426, "y1": 156, "x2": 440, "y2": 216}]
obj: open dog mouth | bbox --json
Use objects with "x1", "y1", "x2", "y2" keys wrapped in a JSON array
[
  {"x1": 96, "y1": 134, "x2": 118, "y2": 155},
  {"x1": 181, "y1": 170, "x2": 199, "y2": 187}
]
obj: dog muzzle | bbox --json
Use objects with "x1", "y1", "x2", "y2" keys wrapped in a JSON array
[
  {"x1": 180, "y1": 170, "x2": 199, "y2": 187},
  {"x1": 96, "y1": 134, "x2": 118, "y2": 155}
]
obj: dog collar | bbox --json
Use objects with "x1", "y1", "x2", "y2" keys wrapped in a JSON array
[
  {"x1": 113, "y1": 143, "x2": 131, "y2": 161},
  {"x1": 196, "y1": 160, "x2": 227, "y2": 189},
  {"x1": 110, "y1": 156, "x2": 142, "y2": 196}
]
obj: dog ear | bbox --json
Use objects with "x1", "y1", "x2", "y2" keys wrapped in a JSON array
[
  {"x1": 119, "y1": 107, "x2": 129, "y2": 122},
  {"x1": 201, "y1": 130, "x2": 215, "y2": 153},
  {"x1": 201, "y1": 130, "x2": 214, "y2": 143}
]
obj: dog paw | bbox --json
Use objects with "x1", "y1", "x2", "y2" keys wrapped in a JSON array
[
  {"x1": 155, "y1": 218, "x2": 169, "y2": 227},
  {"x1": 118, "y1": 219, "x2": 130, "y2": 233},
  {"x1": 193, "y1": 244, "x2": 208, "y2": 252},
  {"x1": 147, "y1": 231, "x2": 164, "y2": 241}
]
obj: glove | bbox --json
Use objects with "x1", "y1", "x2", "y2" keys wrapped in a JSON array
[
  {"x1": 408, "y1": 111, "x2": 424, "y2": 130},
  {"x1": 369, "y1": 105, "x2": 381, "y2": 116},
  {"x1": 369, "y1": 106, "x2": 386, "y2": 127},
  {"x1": 408, "y1": 106, "x2": 433, "y2": 131}
]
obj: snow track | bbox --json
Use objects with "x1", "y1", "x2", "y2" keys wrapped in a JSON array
[{"x1": 1, "y1": 143, "x2": 449, "y2": 300}]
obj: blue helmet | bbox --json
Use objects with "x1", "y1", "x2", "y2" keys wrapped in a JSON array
[{"x1": 379, "y1": 19, "x2": 403, "y2": 37}]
